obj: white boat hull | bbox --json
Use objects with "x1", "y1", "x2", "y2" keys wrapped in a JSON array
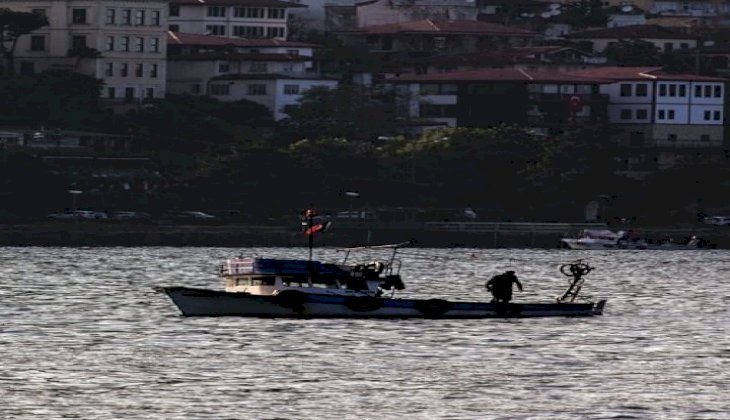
[
  {"x1": 159, "y1": 287, "x2": 607, "y2": 318},
  {"x1": 561, "y1": 238, "x2": 700, "y2": 250}
]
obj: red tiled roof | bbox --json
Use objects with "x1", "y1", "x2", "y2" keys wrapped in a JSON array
[
  {"x1": 344, "y1": 19, "x2": 536, "y2": 36},
  {"x1": 568, "y1": 66, "x2": 727, "y2": 81},
  {"x1": 169, "y1": 52, "x2": 310, "y2": 61},
  {"x1": 167, "y1": 32, "x2": 319, "y2": 48},
  {"x1": 210, "y1": 73, "x2": 338, "y2": 81},
  {"x1": 565, "y1": 24, "x2": 697, "y2": 40},
  {"x1": 169, "y1": 0, "x2": 306, "y2": 7},
  {"x1": 392, "y1": 68, "x2": 610, "y2": 83}
]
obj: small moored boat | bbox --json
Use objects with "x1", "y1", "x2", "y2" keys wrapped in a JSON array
[{"x1": 560, "y1": 229, "x2": 705, "y2": 250}]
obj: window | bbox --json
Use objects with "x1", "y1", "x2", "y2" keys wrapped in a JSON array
[
  {"x1": 151, "y1": 10, "x2": 161, "y2": 26},
  {"x1": 635, "y1": 84, "x2": 647, "y2": 96},
  {"x1": 704, "y1": 110, "x2": 712, "y2": 120},
  {"x1": 695, "y1": 85, "x2": 702, "y2": 97},
  {"x1": 150, "y1": 38, "x2": 160, "y2": 53},
  {"x1": 169, "y1": 25, "x2": 179, "y2": 32},
  {"x1": 282, "y1": 63, "x2": 294, "y2": 72},
  {"x1": 105, "y1": 63, "x2": 113, "y2": 77},
  {"x1": 668, "y1": 110, "x2": 675, "y2": 119},
  {"x1": 287, "y1": 49, "x2": 299, "y2": 55},
  {"x1": 704, "y1": 85, "x2": 712, "y2": 97},
  {"x1": 700, "y1": 134, "x2": 710, "y2": 141},
  {"x1": 248, "y1": 84, "x2": 267, "y2": 95},
  {"x1": 105, "y1": 36, "x2": 114, "y2": 51},
  {"x1": 121, "y1": 9, "x2": 131, "y2": 25},
  {"x1": 669, "y1": 84, "x2": 676, "y2": 97},
  {"x1": 667, "y1": 133, "x2": 677, "y2": 141},
  {"x1": 135, "y1": 37, "x2": 144, "y2": 52},
  {"x1": 72, "y1": 9, "x2": 87, "y2": 24},
  {"x1": 268, "y1": 8, "x2": 285, "y2": 19},
  {"x1": 207, "y1": 6, "x2": 226, "y2": 17},
  {"x1": 120, "y1": 36, "x2": 130, "y2": 52},
  {"x1": 106, "y1": 9, "x2": 116, "y2": 25},
  {"x1": 218, "y1": 63, "x2": 230, "y2": 73},
  {"x1": 620, "y1": 109, "x2": 632, "y2": 120},
  {"x1": 714, "y1": 85, "x2": 722, "y2": 98},
  {"x1": 247, "y1": 8, "x2": 264, "y2": 18},
  {"x1": 659, "y1": 84, "x2": 667, "y2": 96},
  {"x1": 636, "y1": 109, "x2": 648, "y2": 119},
  {"x1": 267, "y1": 27, "x2": 284, "y2": 38},
  {"x1": 658, "y1": 110, "x2": 666, "y2": 120},
  {"x1": 679, "y1": 85, "x2": 686, "y2": 97},
  {"x1": 135, "y1": 10, "x2": 145, "y2": 26},
  {"x1": 714, "y1": 110, "x2": 721, "y2": 120},
  {"x1": 420, "y1": 84, "x2": 457, "y2": 95},
  {"x1": 120, "y1": 63, "x2": 128, "y2": 77},
  {"x1": 664, "y1": 42, "x2": 673, "y2": 51},
  {"x1": 107, "y1": 87, "x2": 115, "y2": 99},
  {"x1": 211, "y1": 84, "x2": 230, "y2": 95},
  {"x1": 146, "y1": 88, "x2": 154, "y2": 98},
  {"x1": 284, "y1": 84, "x2": 299, "y2": 95},
  {"x1": 233, "y1": 26, "x2": 245, "y2": 37},
  {"x1": 206, "y1": 25, "x2": 225, "y2": 36},
  {"x1": 419, "y1": 104, "x2": 456, "y2": 118},
  {"x1": 150, "y1": 63, "x2": 158, "y2": 78},
  {"x1": 169, "y1": 5, "x2": 180, "y2": 17},
  {"x1": 620, "y1": 84, "x2": 632, "y2": 96},
  {"x1": 680, "y1": 43, "x2": 689, "y2": 49},
  {"x1": 71, "y1": 35, "x2": 87, "y2": 50},
  {"x1": 30, "y1": 35, "x2": 45, "y2": 51},
  {"x1": 135, "y1": 63, "x2": 143, "y2": 77},
  {"x1": 250, "y1": 62, "x2": 267, "y2": 72},
  {"x1": 125, "y1": 87, "x2": 135, "y2": 102}
]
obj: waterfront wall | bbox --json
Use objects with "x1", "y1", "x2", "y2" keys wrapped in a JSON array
[{"x1": 1, "y1": 222, "x2": 728, "y2": 248}]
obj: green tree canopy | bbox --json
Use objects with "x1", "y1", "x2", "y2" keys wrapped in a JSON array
[
  {"x1": 279, "y1": 85, "x2": 399, "y2": 142},
  {"x1": 0, "y1": 9, "x2": 48, "y2": 76},
  {"x1": 604, "y1": 39, "x2": 662, "y2": 66}
]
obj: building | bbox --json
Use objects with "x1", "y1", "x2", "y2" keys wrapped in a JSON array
[
  {"x1": 563, "y1": 24, "x2": 699, "y2": 53},
  {"x1": 167, "y1": 0, "x2": 306, "y2": 41},
  {"x1": 166, "y1": 32, "x2": 336, "y2": 120},
  {"x1": 391, "y1": 68, "x2": 609, "y2": 133},
  {"x1": 2, "y1": 0, "x2": 168, "y2": 104},
  {"x1": 334, "y1": 19, "x2": 537, "y2": 55},
  {"x1": 569, "y1": 66, "x2": 727, "y2": 149}
]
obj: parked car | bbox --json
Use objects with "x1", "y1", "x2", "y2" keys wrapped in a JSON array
[
  {"x1": 702, "y1": 216, "x2": 730, "y2": 226},
  {"x1": 164, "y1": 211, "x2": 216, "y2": 220},
  {"x1": 48, "y1": 210, "x2": 107, "y2": 220},
  {"x1": 109, "y1": 211, "x2": 151, "y2": 220}
]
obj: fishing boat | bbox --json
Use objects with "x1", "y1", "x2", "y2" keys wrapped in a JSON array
[
  {"x1": 156, "y1": 210, "x2": 606, "y2": 318},
  {"x1": 560, "y1": 229, "x2": 705, "y2": 250}
]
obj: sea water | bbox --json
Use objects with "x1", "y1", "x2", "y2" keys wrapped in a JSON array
[{"x1": 0, "y1": 247, "x2": 728, "y2": 419}]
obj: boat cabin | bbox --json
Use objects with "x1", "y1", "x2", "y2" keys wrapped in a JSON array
[{"x1": 219, "y1": 257, "x2": 403, "y2": 297}]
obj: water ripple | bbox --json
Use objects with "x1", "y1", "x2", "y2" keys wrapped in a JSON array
[{"x1": 1, "y1": 247, "x2": 729, "y2": 419}]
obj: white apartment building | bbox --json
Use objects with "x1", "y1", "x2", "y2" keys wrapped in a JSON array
[
  {"x1": 166, "y1": 32, "x2": 336, "y2": 120},
  {"x1": 3, "y1": 0, "x2": 167, "y2": 103},
  {"x1": 571, "y1": 67, "x2": 726, "y2": 147},
  {"x1": 167, "y1": 0, "x2": 306, "y2": 41}
]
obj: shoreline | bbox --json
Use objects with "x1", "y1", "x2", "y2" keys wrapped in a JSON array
[{"x1": 1, "y1": 222, "x2": 728, "y2": 248}]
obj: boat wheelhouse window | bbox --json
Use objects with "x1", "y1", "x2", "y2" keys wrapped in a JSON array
[
  {"x1": 282, "y1": 277, "x2": 310, "y2": 287},
  {"x1": 235, "y1": 276, "x2": 275, "y2": 286}
]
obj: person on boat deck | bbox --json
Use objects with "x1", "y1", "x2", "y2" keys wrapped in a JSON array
[{"x1": 485, "y1": 270, "x2": 523, "y2": 303}]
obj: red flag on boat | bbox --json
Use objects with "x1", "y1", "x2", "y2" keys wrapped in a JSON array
[{"x1": 304, "y1": 220, "x2": 331, "y2": 236}]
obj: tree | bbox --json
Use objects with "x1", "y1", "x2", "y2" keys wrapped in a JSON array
[
  {"x1": 0, "y1": 9, "x2": 48, "y2": 76},
  {"x1": 562, "y1": 0, "x2": 608, "y2": 29},
  {"x1": 279, "y1": 85, "x2": 399, "y2": 142},
  {"x1": 604, "y1": 39, "x2": 662, "y2": 66}
]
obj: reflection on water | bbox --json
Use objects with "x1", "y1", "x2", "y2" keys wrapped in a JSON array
[{"x1": 1, "y1": 247, "x2": 729, "y2": 419}]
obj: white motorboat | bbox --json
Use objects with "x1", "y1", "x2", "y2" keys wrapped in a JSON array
[{"x1": 560, "y1": 229, "x2": 704, "y2": 250}]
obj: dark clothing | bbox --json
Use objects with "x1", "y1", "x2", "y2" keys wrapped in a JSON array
[{"x1": 486, "y1": 271, "x2": 523, "y2": 303}]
